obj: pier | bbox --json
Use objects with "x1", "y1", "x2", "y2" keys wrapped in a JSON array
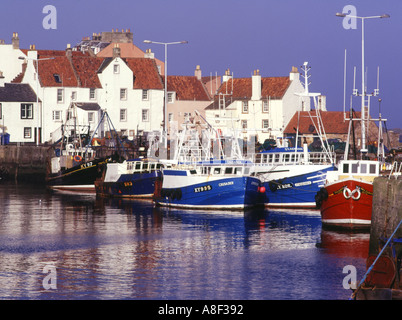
[
  {"x1": 356, "y1": 175, "x2": 402, "y2": 300},
  {"x1": 0, "y1": 145, "x2": 48, "y2": 182}
]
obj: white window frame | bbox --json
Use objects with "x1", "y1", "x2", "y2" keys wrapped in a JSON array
[
  {"x1": 52, "y1": 110, "x2": 62, "y2": 122},
  {"x1": 23, "y1": 127, "x2": 32, "y2": 139},
  {"x1": 120, "y1": 88, "x2": 127, "y2": 100},
  {"x1": 57, "y1": 89, "x2": 64, "y2": 103},
  {"x1": 263, "y1": 100, "x2": 269, "y2": 113},
  {"x1": 242, "y1": 101, "x2": 248, "y2": 113},
  {"x1": 142, "y1": 89, "x2": 149, "y2": 101},
  {"x1": 120, "y1": 109, "x2": 127, "y2": 122},
  {"x1": 142, "y1": 109, "x2": 149, "y2": 122},
  {"x1": 113, "y1": 64, "x2": 120, "y2": 74},
  {"x1": 88, "y1": 112, "x2": 95, "y2": 123},
  {"x1": 89, "y1": 88, "x2": 96, "y2": 100}
]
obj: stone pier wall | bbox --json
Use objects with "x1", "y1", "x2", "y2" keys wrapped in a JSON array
[{"x1": 0, "y1": 145, "x2": 49, "y2": 182}]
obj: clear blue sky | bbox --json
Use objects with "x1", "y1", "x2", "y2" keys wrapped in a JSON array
[{"x1": 1, "y1": 0, "x2": 401, "y2": 129}]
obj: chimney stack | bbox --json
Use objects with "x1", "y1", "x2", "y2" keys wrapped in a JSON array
[
  {"x1": 289, "y1": 66, "x2": 299, "y2": 81},
  {"x1": 112, "y1": 43, "x2": 121, "y2": 58},
  {"x1": 194, "y1": 65, "x2": 202, "y2": 80},
  {"x1": 144, "y1": 48, "x2": 154, "y2": 59},
  {"x1": 222, "y1": 68, "x2": 232, "y2": 82},
  {"x1": 65, "y1": 43, "x2": 72, "y2": 59},
  {"x1": 12, "y1": 32, "x2": 19, "y2": 49},
  {"x1": 251, "y1": 69, "x2": 261, "y2": 101}
]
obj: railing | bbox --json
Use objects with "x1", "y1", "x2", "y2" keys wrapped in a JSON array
[{"x1": 388, "y1": 161, "x2": 402, "y2": 179}]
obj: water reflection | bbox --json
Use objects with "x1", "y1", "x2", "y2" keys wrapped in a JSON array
[{"x1": 0, "y1": 184, "x2": 367, "y2": 299}]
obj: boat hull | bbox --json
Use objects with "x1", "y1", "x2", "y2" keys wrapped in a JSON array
[
  {"x1": 156, "y1": 170, "x2": 264, "y2": 210},
  {"x1": 319, "y1": 178, "x2": 373, "y2": 230},
  {"x1": 95, "y1": 171, "x2": 161, "y2": 198},
  {"x1": 46, "y1": 157, "x2": 109, "y2": 192},
  {"x1": 259, "y1": 164, "x2": 335, "y2": 208}
]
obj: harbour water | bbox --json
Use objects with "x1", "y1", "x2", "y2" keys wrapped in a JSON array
[{"x1": 0, "y1": 182, "x2": 369, "y2": 300}]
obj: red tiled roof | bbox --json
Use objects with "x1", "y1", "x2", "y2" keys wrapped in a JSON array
[
  {"x1": 125, "y1": 58, "x2": 163, "y2": 90},
  {"x1": 165, "y1": 76, "x2": 210, "y2": 101},
  {"x1": 284, "y1": 111, "x2": 362, "y2": 135},
  {"x1": 71, "y1": 56, "x2": 104, "y2": 88},
  {"x1": 218, "y1": 76, "x2": 290, "y2": 99},
  {"x1": 38, "y1": 56, "x2": 78, "y2": 87}
]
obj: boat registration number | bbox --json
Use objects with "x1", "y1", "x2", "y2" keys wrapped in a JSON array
[{"x1": 194, "y1": 185, "x2": 212, "y2": 193}]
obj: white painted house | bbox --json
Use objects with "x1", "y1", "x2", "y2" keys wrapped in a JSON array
[
  {"x1": 4, "y1": 40, "x2": 164, "y2": 143},
  {"x1": 205, "y1": 67, "x2": 311, "y2": 143}
]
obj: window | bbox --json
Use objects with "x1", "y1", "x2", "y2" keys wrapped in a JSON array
[
  {"x1": 57, "y1": 89, "x2": 64, "y2": 103},
  {"x1": 360, "y1": 163, "x2": 367, "y2": 174},
  {"x1": 120, "y1": 109, "x2": 127, "y2": 122},
  {"x1": 241, "y1": 120, "x2": 247, "y2": 131},
  {"x1": 89, "y1": 88, "x2": 96, "y2": 100},
  {"x1": 168, "y1": 113, "x2": 173, "y2": 122},
  {"x1": 0, "y1": 103, "x2": 2, "y2": 119},
  {"x1": 120, "y1": 88, "x2": 127, "y2": 100},
  {"x1": 168, "y1": 92, "x2": 175, "y2": 103},
  {"x1": 352, "y1": 163, "x2": 358, "y2": 173},
  {"x1": 53, "y1": 74, "x2": 62, "y2": 83},
  {"x1": 113, "y1": 64, "x2": 120, "y2": 74},
  {"x1": 142, "y1": 89, "x2": 149, "y2": 100},
  {"x1": 262, "y1": 119, "x2": 269, "y2": 131},
  {"x1": 88, "y1": 112, "x2": 94, "y2": 123},
  {"x1": 71, "y1": 91, "x2": 77, "y2": 101},
  {"x1": 24, "y1": 127, "x2": 32, "y2": 139},
  {"x1": 21, "y1": 103, "x2": 33, "y2": 119},
  {"x1": 142, "y1": 109, "x2": 149, "y2": 122},
  {"x1": 242, "y1": 101, "x2": 248, "y2": 113},
  {"x1": 343, "y1": 163, "x2": 349, "y2": 173},
  {"x1": 52, "y1": 110, "x2": 62, "y2": 121},
  {"x1": 370, "y1": 164, "x2": 377, "y2": 174},
  {"x1": 263, "y1": 100, "x2": 269, "y2": 113}
]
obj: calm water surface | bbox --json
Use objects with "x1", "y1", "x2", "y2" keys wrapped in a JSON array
[{"x1": 0, "y1": 183, "x2": 369, "y2": 300}]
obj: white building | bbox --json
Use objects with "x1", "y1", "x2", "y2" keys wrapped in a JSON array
[
  {"x1": 205, "y1": 67, "x2": 311, "y2": 143},
  {"x1": 2, "y1": 37, "x2": 164, "y2": 143}
]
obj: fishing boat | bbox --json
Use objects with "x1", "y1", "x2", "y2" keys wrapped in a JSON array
[
  {"x1": 156, "y1": 159, "x2": 265, "y2": 209},
  {"x1": 154, "y1": 111, "x2": 265, "y2": 209},
  {"x1": 252, "y1": 62, "x2": 337, "y2": 208},
  {"x1": 317, "y1": 160, "x2": 380, "y2": 229},
  {"x1": 94, "y1": 159, "x2": 162, "y2": 198},
  {"x1": 253, "y1": 143, "x2": 336, "y2": 208},
  {"x1": 46, "y1": 104, "x2": 123, "y2": 192},
  {"x1": 316, "y1": 23, "x2": 389, "y2": 229}
]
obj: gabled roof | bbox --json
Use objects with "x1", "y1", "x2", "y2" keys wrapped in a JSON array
[
  {"x1": 97, "y1": 42, "x2": 145, "y2": 58},
  {"x1": 218, "y1": 77, "x2": 291, "y2": 99},
  {"x1": 125, "y1": 58, "x2": 163, "y2": 90},
  {"x1": 0, "y1": 83, "x2": 39, "y2": 102},
  {"x1": 165, "y1": 75, "x2": 211, "y2": 101},
  {"x1": 284, "y1": 111, "x2": 362, "y2": 135}
]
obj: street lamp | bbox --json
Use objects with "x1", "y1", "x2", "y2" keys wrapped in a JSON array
[
  {"x1": 19, "y1": 55, "x2": 55, "y2": 146},
  {"x1": 336, "y1": 12, "x2": 389, "y2": 156},
  {"x1": 143, "y1": 40, "x2": 188, "y2": 147}
]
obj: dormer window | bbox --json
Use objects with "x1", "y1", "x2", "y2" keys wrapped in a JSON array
[{"x1": 53, "y1": 74, "x2": 62, "y2": 83}]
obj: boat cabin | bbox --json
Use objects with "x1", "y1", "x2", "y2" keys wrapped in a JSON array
[{"x1": 337, "y1": 160, "x2": 380, "y2": 182}]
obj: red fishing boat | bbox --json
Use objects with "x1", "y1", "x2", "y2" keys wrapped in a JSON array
[{"x1": 316, "y1": 160, "x2": 380, "y2": 229}]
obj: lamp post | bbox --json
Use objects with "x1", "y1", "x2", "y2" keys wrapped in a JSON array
[
  {"x1": 143, "y1": 40, "x2": 188, "y2": 147},
  {"x1": 19, "y1": 56, "x2": 55, "y2": 146},
  {"x1": 336, "y1": 12, "x2": 389, "y2": 156}
]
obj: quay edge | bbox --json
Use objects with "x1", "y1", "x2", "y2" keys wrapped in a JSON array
[
  {"x1": 355, "y1": 175, "x2": 402, "y2": 300},
  {"x1": 0, "y1": 145, "x2": 48, "y2": 183}
]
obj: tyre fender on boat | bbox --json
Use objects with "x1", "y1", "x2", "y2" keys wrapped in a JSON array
[
  {"x1": 351, "y1": 188, "x2": 361, "y2": 200},
  {"x1": 343, "y1": 187, "x2": 352, "y2": 199}
]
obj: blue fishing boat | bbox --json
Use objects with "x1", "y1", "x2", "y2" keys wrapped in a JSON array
[
  {"x1": 156, "y1": 160, "x2": 265, "y2": 210},
  {"x1": 95, "y1": 159, "x2": 162, "y2": 198},
  {"x1": 253, "y1": 145, "x2": 336, "y2": 208}
]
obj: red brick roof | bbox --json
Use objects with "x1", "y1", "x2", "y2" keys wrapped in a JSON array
[
  {"x1": 218, "y1": 76, "x2": 290, "y2": 99},
  {"x1": 284, "y1": 111, "x2": 363, "y2": 135},
  {"x1": 165, "y1": 76, "x2": 210, "y2": 101},
  {"x1": 125, "y1": 58, "x2": 163, "y2": 90}
]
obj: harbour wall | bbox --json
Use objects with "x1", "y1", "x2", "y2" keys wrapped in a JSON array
[
  {"x1": 0, "y1": 145, "x2": 49, "y2": 182},
  {"x1": 370, "y1": 175, "x2": 402, "y2": 256}
]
